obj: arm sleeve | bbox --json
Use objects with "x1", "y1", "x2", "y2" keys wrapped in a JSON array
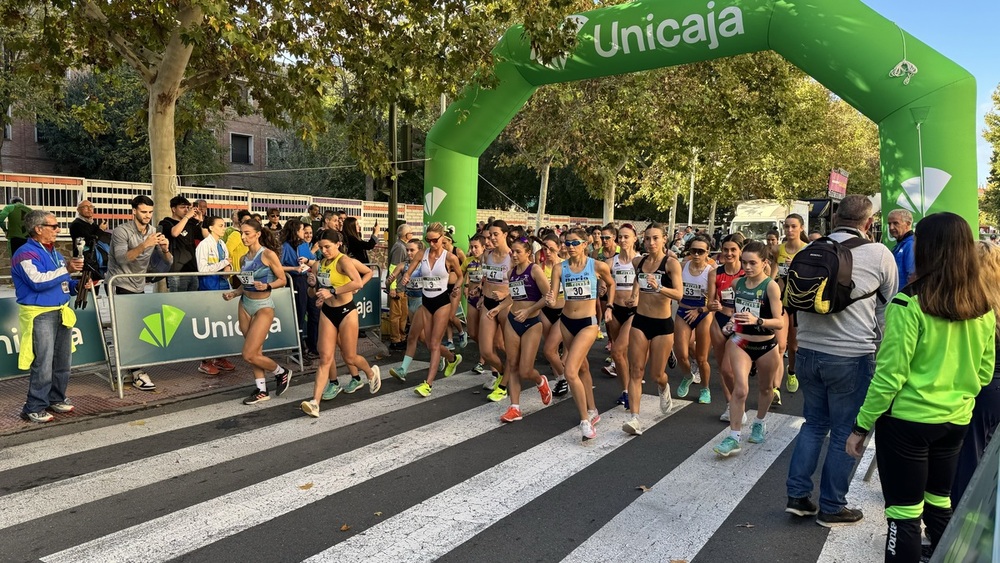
[
  {"x1": 280, "y1": 243, "x2": 297, "y2": 268},
  {"x1": 362, "y1": 235, "x2": 377, "y2": 250},
  {"x1": 856, "y1": 297, "x2": 919, "y2": 430},
  {"x1": 111, "y1": 227, "x2": 131, "y2": 265},
  {"x1": 195, "y1": 240, "x2": 228, "y2": 273},
  {"x1": 979, "y1": 328, "x2": 997, "y2": 388}
]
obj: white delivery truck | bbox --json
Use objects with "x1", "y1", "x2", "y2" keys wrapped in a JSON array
[{"x1": 728, "y1": 199, "x2": 811, "y2": 241}]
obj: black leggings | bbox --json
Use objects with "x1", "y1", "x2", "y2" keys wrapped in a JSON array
[{"x1": 875, "y1": 415, "x2": 968, "y2": 562}]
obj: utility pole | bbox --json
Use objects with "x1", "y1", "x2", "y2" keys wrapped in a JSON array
[{"x1": 387, "y1": 103, "x2": 399, "y2": 246}]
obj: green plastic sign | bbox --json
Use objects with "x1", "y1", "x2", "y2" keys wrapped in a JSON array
[
  {"x1": 425, "y1": 0, "x2": 979, "y2": 242},
  {"x1": 113, "y1": 287, "x2": 300, "y2": 368},
  {"x1": 355, "y1": 275, "x2": 382, "y2": 329},
  {"x1": 0, "y1": 298, "x2": 108, "y2": 380}
]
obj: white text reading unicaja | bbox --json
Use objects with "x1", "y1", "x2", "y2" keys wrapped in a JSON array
[{"x1": 593, "y1": 2, "x2": 745, "y2": 57}]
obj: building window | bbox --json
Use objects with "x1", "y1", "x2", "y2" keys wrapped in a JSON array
[{"x1": 231, "y1": 133, "x2": 253, "y2": 165}]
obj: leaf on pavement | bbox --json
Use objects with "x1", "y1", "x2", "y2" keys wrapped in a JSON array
[
  {"x1": 340, "y1": 524, "x2": 351, "y2": 532},
  {"x1": 298, "y1": 482, "x2": 313, "y2": 490},
  {"x1": 129, "y1": 420, "x2": 147, "y2": 426},
  {"x1": 374, "y1": 512, "x2": 383, "y2": 517},
  {"x1": 636, "y1": 485, "x2": 651, "y2": 492}
]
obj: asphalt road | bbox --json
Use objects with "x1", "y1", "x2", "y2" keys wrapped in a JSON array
[{"x1": 0, "y1": 337, "x2": 884, "y2": 563}]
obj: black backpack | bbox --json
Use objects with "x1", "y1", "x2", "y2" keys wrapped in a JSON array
[{"x1": 782, "y1": 235, "x2": 876, "y2": 315}]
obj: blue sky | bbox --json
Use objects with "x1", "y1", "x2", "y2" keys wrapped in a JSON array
[{"x1": 862, "y1": 0, "x2": 999, "y2": 185}]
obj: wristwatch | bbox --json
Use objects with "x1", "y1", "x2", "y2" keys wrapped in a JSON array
[{"x1": 756, "y1": 317, "x2": 764, "y2": 326}]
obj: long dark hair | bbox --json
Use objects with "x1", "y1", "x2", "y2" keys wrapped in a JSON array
[
  {"x1": 914, "y1": 212, "x2": 990, "y2": 321},
  {"x1": 279, "y1": 218, "x2": 304, "y2": 247},
  {"x1": 785, "y1": 213, "x2": 810, "y2": 243},
  {"x1": 342, "y1": 217, "x2": 361, "y2": 241},
  {"x1": 243, "y1": 219, "x2": 280, "y2": 254}
]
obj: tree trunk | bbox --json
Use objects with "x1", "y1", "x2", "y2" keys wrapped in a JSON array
[
  {"x1": 603, "y1": 179, "x2": 615, "y2": 224},
  {"x1": 148, "y1": 83, "x2": 180, "y2": 219},
  {"x1": 668, "y1": 184, "x2": 679, "y2": 240},
  {"x1": 708, "y1": 197, "x2": 718, "y2": 237},
  {"x1": 365, "y1": 174, "x2": 375, "y2": 201},
  {"x1": 535, "y1": 156, "x2": 552, "y2": 231}
]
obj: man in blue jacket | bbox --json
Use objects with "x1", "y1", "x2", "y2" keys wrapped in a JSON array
[
  {"x1": 12, "y1": 211, "x2": 86, "y2": 422},
  {"x1": 888, "y1": 209, "x2": 915, "y2": 291}
]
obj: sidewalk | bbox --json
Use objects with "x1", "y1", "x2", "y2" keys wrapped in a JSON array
[{"x1": 0, "y1": 288, "x2": 389, "y2": 437}]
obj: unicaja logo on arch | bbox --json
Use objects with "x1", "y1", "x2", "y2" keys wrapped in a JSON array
[{"x1": 593, "y1": 2, "x2": 745, "y2": 57}]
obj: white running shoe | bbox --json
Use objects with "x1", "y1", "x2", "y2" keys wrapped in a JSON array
[
  {"x1": 622, "y1": 416, "x2": 643, "y2": 436},
  {"x1": 720, "y1": 405, "x2": 731, "y2": 422},
  {"x1": 579, "y1": 420, "x2": 597, "y2": 441},
  {"x1": 659, "y1": 383, "x2": 673, "y2": 415},
  {"x1": 691, "y1": 362, "x2": 701, "y2": 384}
]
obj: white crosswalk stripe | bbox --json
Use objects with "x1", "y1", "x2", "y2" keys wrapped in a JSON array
[{"x1": 0, "y1": 362, "x2": 887, "y2": 563}]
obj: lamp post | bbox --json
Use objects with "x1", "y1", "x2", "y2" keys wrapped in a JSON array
[{"x1": 910, "y1": 107, "x2": 931, "y2": 218}]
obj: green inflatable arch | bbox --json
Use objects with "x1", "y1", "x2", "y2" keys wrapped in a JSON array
[{"x1": 423, "y1": 0, "x2": 978, "y2": 244}]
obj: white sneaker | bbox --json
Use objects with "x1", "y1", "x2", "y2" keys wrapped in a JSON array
[
  {"x1": 659, "y1": 383, "x2": 673, "y2": 414},
  {"x1": 720, "y1": 405, "x2": 731, "y2": 422},
  {"x1": 131, "y1": 370, "x2": 156, "y2": 391},
  {"x1": 368, "y1": 365, "x2": 381, "y2": 394},
  {"x1": 300, "y1": 400, "x2": 319, "y2": 418},
  {"x1": 579, "y1": 420, "x2": 596, "y2": 441},
  {"x1": 691, "y1": 363, "x2": 701, "y2": 384},
  {"x1": 622, "y1": 416, "x2": 643, "y2": 436}
]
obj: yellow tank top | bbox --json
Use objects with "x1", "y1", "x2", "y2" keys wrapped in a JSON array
[
  {"x1": 318, "y1": 254, "x2": 352, "y2": 288},
  {"x1": 777, "y1": 242, "x2": 802, "y2": 277}
]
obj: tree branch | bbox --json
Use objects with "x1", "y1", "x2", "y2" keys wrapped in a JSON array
[
  {"x1": 180, "y1": 68, "x2": 226, "y2": 94},
  {"x1": 80, "y1": 1, "x2": 154, "y2": 83}
]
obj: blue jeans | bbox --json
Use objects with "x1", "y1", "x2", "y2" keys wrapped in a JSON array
[
  {"x1": 786, "y1": 348, "x2": 875, "y2": 514},
  {"x1": 23, "y1": 310, "x2": 73, "y2": 414}
]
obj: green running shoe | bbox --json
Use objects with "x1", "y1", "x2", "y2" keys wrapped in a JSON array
[
  {"x1": 444, "y1": 354, "x2": 462, "y2": 377},
  {"x1": 749, "y1": 420, "x2": 767, "y2": 444},
  {"x1": 321, "y1": 381, "x2": 341, "y2": 401},
  {"x1": 698, "y1": 388, "x2": 711, "y2": 404},
  {"x1": 714, "y1": 436, "x2": 742, "y2": 457},
  {"x1": 487, "y1": 386, "x2": 507, "y2": 402},
  {"x1": 389, "y1": 367, "x2": 406, "y2": 381},
  {"x1": 677, "y1": 376, "x2": 693, "y2": 398},
  {"x1": 414, "y1": 381, "x2": 432, "y2": 397},
  {"x1": 343, "y1": 378, "x2": 364, "y2": 394},
  {"x1": 786, "y1": 373, "x2": 799, "y2": 393}
]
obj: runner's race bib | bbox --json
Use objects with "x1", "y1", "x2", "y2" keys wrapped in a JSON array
[
  {"x1": 614, "y1": 268, "x2": 634, "y2": 288},
  {"x1": 683, "y1": 282, "x2": 702, "y2": 298},
  {"x1": 415, "y1": 276, "x2": 446, "y2": 290},
  {"x1": 510, "y1": 280, "x2": 527, "y2": 300},
  {"x1": 778, "y1": 263, "x2": 790, "y2": 277},
  {"x1": 565, "y1": 279, "x2": 592, "y2": 300},
  {"x1": 482, "y1": 264, "x2": 505, "y2": 283},
  {"x1": 237, "y1": 272, "x2": 255, "y2": 287},
  {"x1": 721, "y1": 288, "x2": 735, "y2": 303},
  {"x1": 735, "y1": 297, "x2": 761, "y2": 319}
]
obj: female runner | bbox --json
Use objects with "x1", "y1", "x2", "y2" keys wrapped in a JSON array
[
  {"x1": 300, "y1": 230, "x2": 382, "y2": 416},
  {"x1": 462, "y1": 235, "x2": 487, "y2": 372},
  {"x1": 539, "y1": 233, "x2": 569, "y2": 397},
  {"x1": 498, "y1": 238, "x2": 553, "y2": 421},
  {"x1": 623, "y1": 223, "x2": 683, "y2": 435},
  {"x1": 399, "y1": 222, "x2": 464, "y2": 397},
  {"x1": 606, "y1": 223, "x2": 639, "y2": 408},
  {"x1": 222, "y1": 219, "x2": 292, "y2": 405},
  {"x1": 478, "y1": 220, "x2": 512, "y2": 395},
  {"x1": 442, "y1": 233, "x2": 467, "y2": 348},
  {"x1": 385, "y1": 239, "x2": 425, "y2": 381},
  {"x1": 773, "y1": 213, "x2": 809, "y2": 402},
  {"x1": 675, "y1": 235, "x2": 717, "y2": 404},
  {"x1": 547, "y1": 228, "x2": 616, "y2": 441},
  {"x1": 708, "y1": 234, "x2": 745, "y2": 423},
  {"x1": 713, "y1": 241, "x2": 784, "y2": 456}
]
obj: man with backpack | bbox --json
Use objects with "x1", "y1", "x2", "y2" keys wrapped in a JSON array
[{"x1": 783, "y1": 194, "x2": 897, "y2": 527}]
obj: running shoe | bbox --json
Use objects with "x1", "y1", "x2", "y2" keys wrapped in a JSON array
[
  {"x1": 444, "y1": 354, "x2": 462, "y2": 377},
  {"x1": 605, "y1": 356, "x2": 614, "y2": 365},
  {"x1": 668, "y1": 351, "x2": 677, "y2": 369},
  {"x1": 198, "y1": 361, "x2": 220, "y2": 375},
  {"x1": 213, "y1": 358, "x2": 237, "y2": 371},
  {"x1": 617, "y1": 391, "x2": 630, "y2": 410},
  {"x1": 414, "y1": 381, "x2": 432, "y2": 398},
  {"x1": 553, "y1": 378, "x2": 569, "y2": 397},
  {"x1": 343, "y1": 378, "x2": 364, "y2": 394},
  {"x1": 369, "y1": 365, "x2": 382, "y2": 393},
  {"x1": 691, "y1": 362, "x2": 701, "y2": 384},
  {"x1": 440, "y1": 358, "x2": 446, "y2": 372},
  {"x1": 658, "y1": 383, "x2": 673, "y2": 414},
  {"x1": 301, "y1": 400, "x2": 319, "y2": 418},
  {"x1": 698, "y1": 388, "x2": 711, "y2": 404},
  {"x1": 579, "y1": 420, "x2": 597, "y2": 441},
  {"x1": 500, "y1": 406, "x2": 523, "y2": 423},
  {"x1": 713, "y1": 436, "x2": 742, "y2": 457},
  {"x1": 720, "y1": 405, "x2": 731, "y2": 422},
  {"x1": 487, "y1": 386, "x2": 507, "y2": 402},
  {"x1": 483, "y1": 371, "x2": 500, "y2": 390},
  {"x1": 22, "y1": 410, "x2": 54, "y2": 423},
  {"x1": 588, "y1": 409, "x2": 601, "y2": 425},
  {"x1": 749, "y1": 420, "x2": 767, "y2": 443},
  {"x1": 538, "y1": 378, "x2": 552, "y2": 406},
  {"x1": 458, "y1": 332, "x2": 468, "y2": 349},
  {"x1": 445, "y1": 340, "x2": 455, "y2": 351},
  {"x1": 472, "y1": 362, "x2": 485, "y2": 374},
  {"x1": 243, "y1": 389, "x2": 269, "y2": 405},
  {"x1": 677, "y1": 376, "x2": 692, "y2": 398},
  {"x1": 322, "y1": 381, "x2": 342, "y2": 401},
  {"x1": 389, "y1": 367, "x2": 406, "y2": 382},
  {"x1": 274, "y1": 367, "x2": 291, "y2": 397},
  {"x1": 596, "y1": 331, "x2": 605, "y2": 340},
  {"x1": 786, "y1": 372, "x2": 799, "y2": 393},
  {"x1": 48, "y1": 400, "x2": 75, "y2": 413},
  {"x1": 601, "y1": 363, "x2": 617, "y2": 378},
  {"x1": 622, "y1": 416, "x2": 643, "y2": 436},
  {"x1": 771, "y1": 389, "x2": 782, "y2": 407}
]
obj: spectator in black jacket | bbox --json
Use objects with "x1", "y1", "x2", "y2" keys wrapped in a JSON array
[{"x1": 342, "y1": 216, "x2": 379, "y2": 264}]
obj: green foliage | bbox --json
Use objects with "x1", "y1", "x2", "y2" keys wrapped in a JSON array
[
  {"x1": 980, "y1": 84, "x2": 1000, "y2": 224},
  {"x1": 37, "y1": 65, "x2": 225, "y2": 182}
]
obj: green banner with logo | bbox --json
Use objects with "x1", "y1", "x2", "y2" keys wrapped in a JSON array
[
  {"x1": 0, "y1": 297, "x2": 108, "y2": 380},
  {"x1": 356, "y1": 275, "x2": 382, "y2": 329},
  {"x1": 426, "y1": 0, "x2": 979, "y2": 240},
  {"x1": 112, "y1": 287, "x2": 300, "y2": 368}
]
